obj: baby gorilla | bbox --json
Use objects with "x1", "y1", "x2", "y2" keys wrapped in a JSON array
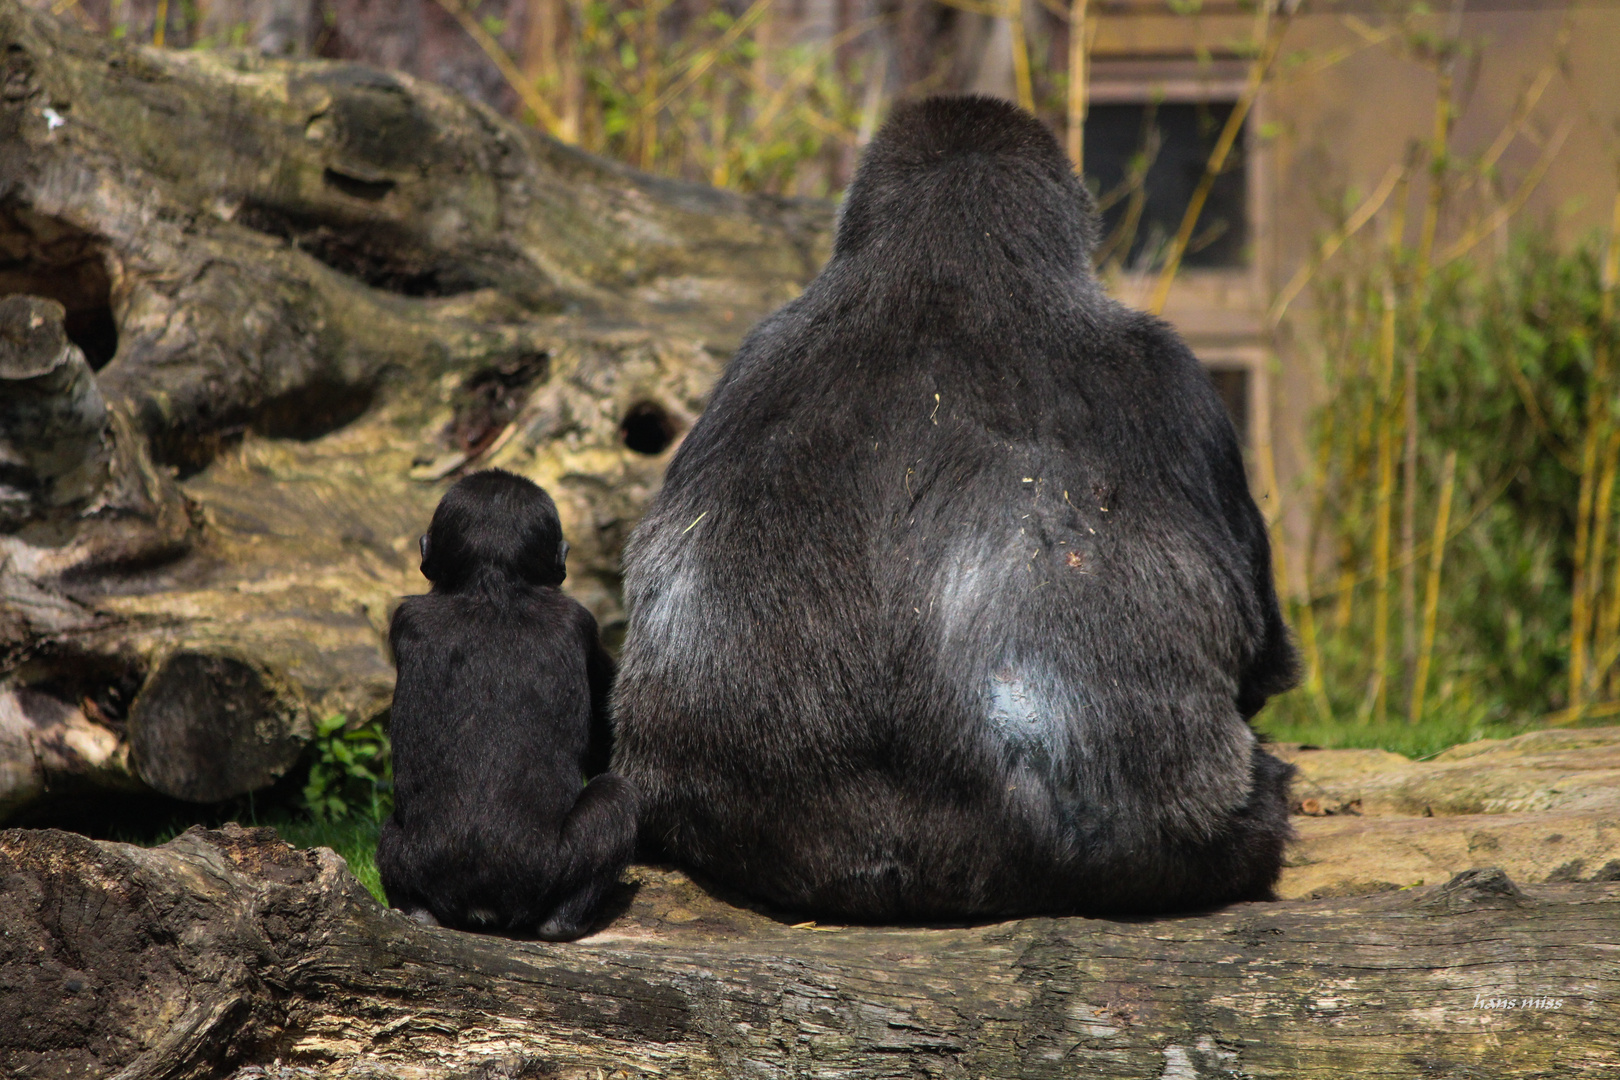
[{"x1": 377, "y1": 468, "x2": 637, "y2": 940}]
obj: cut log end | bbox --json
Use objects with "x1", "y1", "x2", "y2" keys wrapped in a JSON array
[{"x1": 127, "y1": 652, "x2": 309, "y2": 803}]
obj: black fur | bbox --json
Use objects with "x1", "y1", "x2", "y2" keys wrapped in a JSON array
[
  {"x1": 378, "y1": 469, "x2": 637, "y2": 939},
  {"x1": 612, "y1": 95, "x2": 1298, "y2": 921}
]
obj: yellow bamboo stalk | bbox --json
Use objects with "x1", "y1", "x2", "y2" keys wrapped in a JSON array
[
  {"x1": 1399, "y1": 32, "x2": 1462, "y2": 711},
  {"x1": 1401, "y1": 338, "x2": 1419, "y2": 706},
  {"x1": 709, "y1": 78, "x2": 728, "y2": 188},
  {"x1": 1334, "y1": 564, "x2": 1354, "y2": 630},
  {"x1": 1569, "y1": 188, "x2": 1619, "y2": 714},
  {"x1": 1410, "y1": 449, "x2": 1458, "y2": 726},
  {"x1": 934, "y1": 0, "x2": 1001, "y2": 14},
  {"x1": 1571, "y1": 413, "x2": 1601, "y2": 711},
  {"x1": 1589, "y1": 429, "x2": 1620, "y2": 658},
  {"x1": 1361, "y1": 179, "x2": 1407, "y2": 725},
  {"x1": 55, "y1": 1, "x2": 99, "y2": 31},
  {"x1": 1414, "y1": 67, "x2": 1454, "y2": 279},
  {"x1": 1371, "y1": 276, "x2": 1396, "y2": 724},
  {"x1": 1148, "y1": 0, "x2": 1295, "y2": 316},
  {"x1": 152, "y1": 0, "x2": 168, "y2": 46},
  {"x1": 520, "y1": 0, "x2": 557, "y2": 87},
  {"x1": 640, "y1": 2, "x2": 661, "y2": 171},
  {"x1": 1008, "y1": 0, "x2": 1035, "y2": 114},
  {"x1": 1302, "y1": 463, "x2": 1515, "y2": 607},
  {"x1": 1066, "y1": 0, "x2": 1090, "y2": 172},
  {"x1": 1396, "y1": 51, "x2": 1456, "y2": 705},
  {"x1": 1593, "y1": 188, "x2": 1620, "y2": 692},
  {"x1": 558, "y1": 0, "x2": 581, "y2": 144},
  {"x1": 434, "y1": 0, "x2": 568, "y2": 138}
]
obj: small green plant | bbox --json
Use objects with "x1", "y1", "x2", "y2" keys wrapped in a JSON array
[{"x1": 301, "y1": 712, "x2": 392, "y2": 823}]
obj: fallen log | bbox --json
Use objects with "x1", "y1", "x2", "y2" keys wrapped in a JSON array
[
  {"x1": 0, "y1": 0, "x2": 830, "y2": 815},
  {"x1": 1, "y1": 824, "x2": 1615, "y2": 1079}
]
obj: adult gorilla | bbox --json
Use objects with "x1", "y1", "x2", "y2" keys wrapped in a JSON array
[{"x1": 611, "y1": 95, "x2": 1297, "y2": 920}]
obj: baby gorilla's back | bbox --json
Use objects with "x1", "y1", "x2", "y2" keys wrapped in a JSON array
[{"x1": 379, "y1": 588, "x2": 636, "y2": 940}]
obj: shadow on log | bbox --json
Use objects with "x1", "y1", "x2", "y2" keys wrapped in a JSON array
[{"x1": 1, "y1": 824, "x2": 1616, "y2": 1078}]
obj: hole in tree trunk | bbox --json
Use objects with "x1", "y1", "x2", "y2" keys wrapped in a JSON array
[
  {"x1": 322, "y1": 167, "x2": 396, "y2": 202},
  {"x1": 620, "y1": 402, "x2": 678, "y2": 456},
  {"x1": 0, "y1": 200, "x2": 118, "y2": 369}
]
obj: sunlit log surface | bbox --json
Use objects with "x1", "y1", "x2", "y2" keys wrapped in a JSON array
[{"x1": 1, "y1": 825, "x2": 1616, "y2": 1079}]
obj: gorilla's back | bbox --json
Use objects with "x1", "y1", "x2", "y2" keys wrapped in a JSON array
[{"x1": 612, "y1": 96, "x2": 1296, "y2": 920}]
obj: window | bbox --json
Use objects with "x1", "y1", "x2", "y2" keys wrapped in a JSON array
[{"x1": 1083, "y1": 101, "x2": 1248, "y2": 271}]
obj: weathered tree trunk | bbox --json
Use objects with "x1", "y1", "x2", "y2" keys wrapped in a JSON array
[
  {"x1": 0, "y1": 0, "x2": 830, "y2": 813},
  {"x1": 1, "y1": 824, "x2": 1615, "y2": 1079}
]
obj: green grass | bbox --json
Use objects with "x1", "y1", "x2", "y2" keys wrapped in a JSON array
[{"x1": 1253, "y1": 696, "x2": 1611, "y2": 760}]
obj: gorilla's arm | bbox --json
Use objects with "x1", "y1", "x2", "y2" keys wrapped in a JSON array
[
  {"x1": 582, "y1": 611, "x2": 617, "y2": 778},
  {"x1": 1204, "y1": 380, "x2": 1299, "y2": 718}
]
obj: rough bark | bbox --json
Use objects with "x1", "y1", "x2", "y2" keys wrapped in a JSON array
[
  {"x1": 0, "y1": 0, "x2": 831, "y2": 813},
  {"x1": 1, "y1": 824, "x2": 1616, "y2": 1079}
]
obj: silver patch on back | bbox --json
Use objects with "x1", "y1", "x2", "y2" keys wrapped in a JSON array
[{"x1": 985, "y1": 665, "x2": 1083, "y2": 771}]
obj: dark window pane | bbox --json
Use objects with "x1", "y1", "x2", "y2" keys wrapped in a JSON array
[{"x1": 1083, "y1": 102, "x2": 1248, "y2": 270}]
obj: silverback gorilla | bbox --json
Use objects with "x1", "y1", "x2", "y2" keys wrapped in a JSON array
[
  {"x1": 612, "y1": 96, "x2": 1298, "y2": 920},
  {"x1": 379, "y1": 470, "x2": 637, "y2": 939}
]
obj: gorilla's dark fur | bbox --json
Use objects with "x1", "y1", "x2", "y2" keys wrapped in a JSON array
[
  {"x1": 612, "y1": 96, "x2": 1298, "y2": 920},
  {"x1": 378, "y1": 469, "x2": 637, "y2": 940}
]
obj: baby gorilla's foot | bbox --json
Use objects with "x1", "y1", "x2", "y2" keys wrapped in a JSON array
[
  {"x1": 535, "y1": 915, "x2": 591, "y2": 941},
  {"x1": 404, "y1": 906, "x2": 441, "y2": 927}
]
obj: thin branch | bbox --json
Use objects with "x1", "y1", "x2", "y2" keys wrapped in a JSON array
[
  {"x1": 643, "y1": 0, "x2": 777, "y2": 121},
  {"x1": 1436, "y1": 118, "x2": 1574, "y2": 267},
  {"x1": 1267, "y1": 163, "x2": 1404, "y2": 329},
  {"x1": 432, "y1": 0, "x2": 567, "y2": 139}
]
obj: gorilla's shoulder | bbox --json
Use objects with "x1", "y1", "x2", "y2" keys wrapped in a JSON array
[{"x1": 1108, "y1": 303, "x2": 1202, "y2": 372}]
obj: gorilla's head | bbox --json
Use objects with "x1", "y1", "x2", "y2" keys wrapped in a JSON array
[
  {"x1": 833, "y1": 95, "x2": 1099, "y2": 278},
  {"x1": 420, "y1": 468, "x2": 568, "y2": 590}
]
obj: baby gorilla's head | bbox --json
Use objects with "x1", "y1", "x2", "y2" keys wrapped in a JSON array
[{"x1": 419, "y1": 469, "x2": 568, "y2": 590}]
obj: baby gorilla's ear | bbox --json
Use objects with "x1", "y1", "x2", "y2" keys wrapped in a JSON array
[
  {"x1": 554, "y1": 539, "x2": 569, "y2": 584},
  {"x1": 419, "y1": 533, "x2": 431, "y2": 563}
]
